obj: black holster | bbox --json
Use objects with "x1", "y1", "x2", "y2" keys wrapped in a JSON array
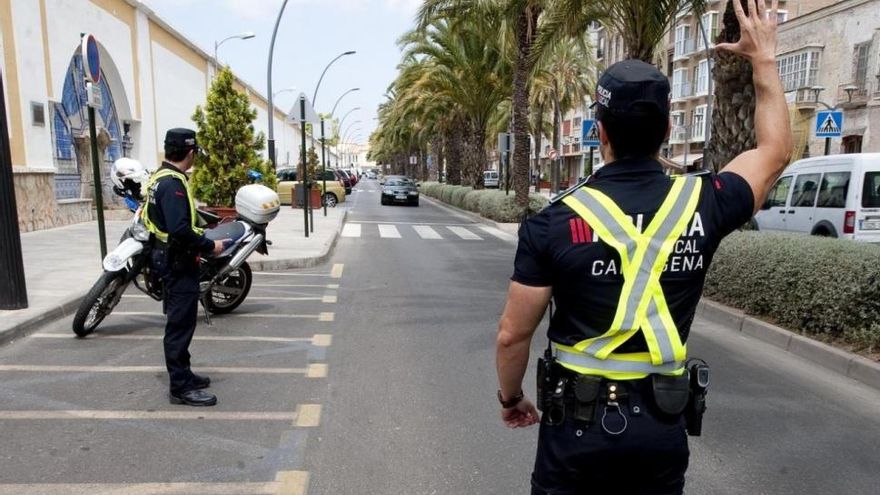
[{"x1": 684, "y1": 360, "x2": 710, "y2": 436}]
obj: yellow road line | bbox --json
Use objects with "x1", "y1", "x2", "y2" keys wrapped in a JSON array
[
  {"x1": 306, "y1": 363, "x2": 328, "y2": 378},
  {"x1": 311, "y1": 334, "x2": 332, "y2": 347},
  {"x1": 0, "y1": 482, "x2": 281, "y2": 495},
  {"x1": 33, "y1": 334, "x2": 314, "y2": 344},
  {"x1": 275, "y1": 471, "x2": 309, "y2": 495},
  {"x1": 0, "y1": 410, "x2": 298, "y2": 421},
  {"x1": 321, "y1": 295, "x2": 337, "y2": 303},
  {"x1": 318, "y1": 312, "x2": 335, "y2": 322},
  {"x1": 0, "y1": 365, "x2": 312, "y2": 374},
  {"x1": 294, "y1": 404, "x2": 321, "y2": 427},
  {"x1": 330, "y1": 264, "x2": 344, "y2": 279}
]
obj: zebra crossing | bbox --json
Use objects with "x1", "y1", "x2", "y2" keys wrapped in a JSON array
[{"x1": 341, "y1": 222, "x2": 515, "y2": 242}]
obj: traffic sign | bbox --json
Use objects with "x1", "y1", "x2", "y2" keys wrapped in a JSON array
[
  {"x1": 815, "y1": 111, "x2": 843, "y2": 138},
  {"x1": 81, "y1": 34, "x2": 101, "y2": 84},
  {"x1": 582, "y1": 119, "x2": 600, "y2": 147},
  {"x1": 86, "y1": 82, "x2": 103, "y2": 108},
  {"x1": 497, "y1": 132, "x2": 511, "y2": 154},
  {"x1": 548, "y1": 148, "x2": 558, "y2": 160}
]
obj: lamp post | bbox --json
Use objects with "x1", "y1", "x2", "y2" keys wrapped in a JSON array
[
  {"x1": 696, "y1": 11, "x2": 713, "y2": 169},
  {"x1": 809, "y1": 85, "x2": 838, "y2": 156},
  {"x1": 330, "y1": 88, "x2": 360, "y2": 118},
  {"x1": 266, "y1": 0, "x2": 290, "y2": 171},
  {"x1": 319, "y1": 88, "x2": 358, "y2": 215},
  {"x1": 312, "y1": 51, "x2": 356, "y2": 106},
  {"x1": 214, "y1": 31, "x2": 255, "y2": 62},
  {"x1": 334, "y1": 108, "x2": 360, "y2": 167}
]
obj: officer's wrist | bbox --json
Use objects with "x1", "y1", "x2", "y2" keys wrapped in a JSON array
[{"x1": 497, "y1": 389, "x2": 524, "y2": 409}]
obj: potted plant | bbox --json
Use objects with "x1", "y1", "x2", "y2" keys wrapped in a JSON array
[
  {"x1": 190, "y1": 67, "x2": 277, "y2": 219},
  {"x1": 294, "y1": 146, "x2": 323, "y2": 208}
]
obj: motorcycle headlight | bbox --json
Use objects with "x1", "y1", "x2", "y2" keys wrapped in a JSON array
[{"x1": 131, "y1": 221, "x2": 150, "y2": 241}]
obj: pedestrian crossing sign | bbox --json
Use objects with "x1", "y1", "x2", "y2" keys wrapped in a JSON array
[
  {"x1": 815, "y1": 111, "x2": 843, "y2": 138},
  {"x1": 582, "y1": 119, "x2": 600, "y2": 147}
]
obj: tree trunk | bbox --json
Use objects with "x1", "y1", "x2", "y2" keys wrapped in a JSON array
[
  {"x1": 512, "y1": 6, "x2": 541, "y2": 209},
  {"x1": 446, "y1": 126, "x2": 463, "y2": 185},
  {"x1": 432, "y1": 135, "x2": 444, "y2": 182},
  {"x1": 532, "y1": 103, "x2": 544, "y2": 190},
  {"x1": 551, "y1": 93, "x2": 561, "y2": 193},
  {"x1": 462, "y1": 123, "x2": 486, "y2": 189},
  {"x1": 706, "y1": 0, "x2": 756, "y2": 172}
]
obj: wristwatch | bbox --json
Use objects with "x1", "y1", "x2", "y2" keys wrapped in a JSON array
[{"x1": 497, "y1": 389, "x2": 524, "y2": 409}]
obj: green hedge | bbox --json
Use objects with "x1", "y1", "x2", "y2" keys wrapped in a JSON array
[
  {"x1": 705, "y1": 231, "x2": 880, "y2": 351},
  {"x1": 420, "y1": 182, "x2": 549, "y2": 223}
]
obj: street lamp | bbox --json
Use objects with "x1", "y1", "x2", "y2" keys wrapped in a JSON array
[
  {"x1": 330, "y1": 88, "x2": 360, "y2": 118},
  {"x1": 312, "y1": 51, "x2": 356, "y2": 106},
  {"x1": 267, "y1": 0, "x2": 291, "y2": 170},
  {"x1": 809, "y1": 85, "x2": 837, "y2": 156},
  {"x1": 273, "y1": 86, "x2": 298, "y2": 98},
  {"x1": 214, "y1": 31, "x2": 255, "y2": 62},
  {"x1": 320, "y1": 87, "x2": 357, "y2": 215}
]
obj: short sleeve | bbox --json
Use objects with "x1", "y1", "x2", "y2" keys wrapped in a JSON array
[
  {"x1": 511, "y1": 213, "x2": 552, "y2": 287},
  {"x1": 710, "y1": 171, "x2": 755, "y2": 238}
]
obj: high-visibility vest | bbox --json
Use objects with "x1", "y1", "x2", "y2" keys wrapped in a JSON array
[
  {"x1": 556, "y1": 176, "x2": 702, "y2": 380},
  {"x1": 141, "y1": 167, "x2": 204, "y2": 244}
]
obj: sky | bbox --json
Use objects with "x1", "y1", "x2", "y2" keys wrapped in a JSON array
[{"x1": 141, "y1": 0, "x2": 423, "y2": 145}]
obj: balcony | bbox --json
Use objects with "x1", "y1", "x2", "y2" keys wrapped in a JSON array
[
  {"x1": 672, "y1": 82, "x2": 694, "y2": 101},
  {"x1": 674, "y1": 38, "x2": 696, "y2": 60},
  {"x1": 792, "y1": 87, "x2": 820, "y2": 111},
  {"x1": 837, "y1": 82, "x2": 871, "y2": 108},
  {"x1": 670, "y1": 127, "x2": 688, "y2": 144}
]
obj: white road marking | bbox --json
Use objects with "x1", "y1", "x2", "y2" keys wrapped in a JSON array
[
  {"x1": 252, "y1": 283, "x2": 339, "y2": 289},
  {"x1": 306, "y1": 363, "x2": 328, "y2": 378},
  {"x1": 321, "y1": 295, "x2": 337, "y2": 303},
  {"x1": 294, "y1": 404, "x2": 322, "y2": 427},
  {"x1": 330, "y1": 264, "x2": 344, "y2": 279},
  {"x1": 109, "y1": 311, "x2": 331, "y2": 320},
  {"x1": 0, "y1": 482, "x2": 281, "y2": 495},
  {"x1": 447, "y1": 226, "x2": 483, "y2": 240},
  {"x1": 276, "y1": 471, "x2": 310, "y2": 495},
  {"x1": 413, "y1": 225, "x2": 443, "y2": 239},
  {"x1": 122, "y1": 296, "x2": 326, "y2": 302},
  {"x1": 341, "y1": 223, "x2": 362, "y2": 237},
  {"x1": 0, "y1": 410, "x2": 299, "y2": 421},
  {"x1": 478, "y1": 225, "x2": 516, "y2": 241},
  {"x1": 32, "y1": 334, "x2": 321, "y2": 344},
  {"x1": 347, "y1": 220, "x2": 476, "y2": 226},
  {"x1": 311, "y1": 334, "x2": 333, "y2": 347},
  {"x1": 0, "y1": 365, "x2": 315, "y2": 374},
  {"x1": 252, "y1": 271, "x2": 335, "y2": 278},
  {"x1": 378, "y1": 224, "x2": 401, "y2": 238}
]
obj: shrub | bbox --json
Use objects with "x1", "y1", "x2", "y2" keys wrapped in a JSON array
[
  {"x1": 450, "y1": 187, "x2": 472, "y2": 209},
  {"x1": 419, "y1": 181, "x2": 550, "y2": 223},
  {"x1": 704, "y1": 231, "x2": 880, "y2": 351}
]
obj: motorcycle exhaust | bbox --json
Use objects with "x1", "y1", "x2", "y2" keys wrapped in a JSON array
[{"x1": 212, "y1": 233, "x2": 264, "y2": 283}]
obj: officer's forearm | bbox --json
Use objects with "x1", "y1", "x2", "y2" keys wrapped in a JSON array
[
  {"x1": 752, "y1": 58, "x2": 792, "y2": 168},
  {"x1": 496, "y1": 319, "x2": 532, "y2": 400}
]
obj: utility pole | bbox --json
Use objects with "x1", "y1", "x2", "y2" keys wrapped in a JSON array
[{"x1": 0, "y1": 72, "x2": 28, "y2": 309}]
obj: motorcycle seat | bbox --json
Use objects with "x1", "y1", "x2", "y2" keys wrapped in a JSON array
[{"x1": 204, "y1": 221, "x2": 247, "y2": 242}]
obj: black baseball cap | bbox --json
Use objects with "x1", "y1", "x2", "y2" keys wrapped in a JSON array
[
  {"x1": 592, "y1": 59, "x2": 670, "y2": 119},
  {"x1": 164, "y1": 128, "x2": 198, "y2": 151}
]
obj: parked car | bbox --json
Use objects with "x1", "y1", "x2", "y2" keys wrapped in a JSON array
[
  {"x1": 276, "y1": 168, "x2": 346, "y2": 207},
  {"x1": 754, "y1": 153, "x2": 880, "y2": 241},
  {"x1": 334, "y1": 169, "x2": 353, "y2": 194},
  {"x1": 381, "y1": 177, "x2": 419, "y2": 206},
  {"x1": 338, "y1": 169, "x2": 357, "y2": 188},
  {"x1": 366, "y1": 171, "x2": 378, "y2": 180},
  {"x1": 483, "y1": 170, "x2": 499, "y2": 188}
]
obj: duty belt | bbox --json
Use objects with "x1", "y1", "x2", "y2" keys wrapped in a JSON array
[{"x1": 558, "y1": 176, "x2": 702, "y2": 380}]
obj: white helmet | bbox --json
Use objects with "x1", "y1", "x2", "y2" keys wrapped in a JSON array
[{"x1": 110, "y1": 158, "x2": 149, "y2": 200}]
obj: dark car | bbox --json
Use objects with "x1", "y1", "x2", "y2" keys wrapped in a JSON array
[
  {"x1": 334, "y1": 169, "x2": 353, "y2": 194},
  {"x1": 381, "y1": 177, "x2": 419, "y2": 206},
  {"x1": 340, "y1": 169, "x2": 357, "y2": 186}
]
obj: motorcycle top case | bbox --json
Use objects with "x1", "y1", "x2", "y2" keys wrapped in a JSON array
[{"x1": 235, "y1": 184, "x2": 280, "y2": 224}]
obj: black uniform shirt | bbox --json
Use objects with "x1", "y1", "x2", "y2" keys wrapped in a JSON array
[
  {"x1": 512, "y1": 157, "x2": 754, "y2": 352},
  {"x1": 149, "y1": 162, "x2": 214, "y2": 253}
]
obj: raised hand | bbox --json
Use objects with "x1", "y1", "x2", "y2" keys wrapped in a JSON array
[{"x1": 715, "y1": 0, "x2": 779, "y2": 64}]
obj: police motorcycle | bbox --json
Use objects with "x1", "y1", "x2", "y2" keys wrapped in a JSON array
[{"x1": 72, "y1": 159, "x2": 281, "y2": 337}]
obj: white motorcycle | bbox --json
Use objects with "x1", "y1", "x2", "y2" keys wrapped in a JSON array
[{"x1": 72, "y1": 166, "x2": 280, "y2": 337}]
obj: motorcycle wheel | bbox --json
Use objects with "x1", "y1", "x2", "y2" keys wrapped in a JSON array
[
  {"x1": 205, "y1": 262, "x2": 252, "y2": 314},
  {"x1": 72, "y1": 270, "x2": 128, "y2": 337}
]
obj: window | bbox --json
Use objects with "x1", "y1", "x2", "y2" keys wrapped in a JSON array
[
  {"x1": 671, "y1": 111, "x2": 685, "y2": 127},
  {"x1": 775, "y1": 10, "x2": 788, "y2": 23},
  {"x1": 862, "y1": 172, "x2": 880, "y2": 207},
  {"x1": 697, "y1": 12, "x2": 719, "y2": 49},
  {"x1": 691, "y1": 105, "x2": 706, "y2": 141},
  {"x1": 675, "y1": 25, "x2": 692, "y2": 57},
  {"x1": 776, "y1": 50, "x2": 821, "y2": 92},
  {"x1": 573, "y1": 117, "x2": 582, "y2": 129},
  {"x1": 817, "y1": 172, "x2": 850, "y2": 208},
  {"x1": 854, "y1": 42, "x2": 870, "y2": 88},
  {"x1": 673, "y1": 68, "x2": 688, "y2": 99},
  {"x1": 695, "y1": 59, "x2": 710, "y2": 95},
  {"x1": 843, "y1": 135, "x2": 863, "y2": 154},
  {"x1": 791, "y1": 173, "x2": 821, "y2": 207},
  {"x1": 766, "y1": 176, "x2": 792, "y2": 208}
]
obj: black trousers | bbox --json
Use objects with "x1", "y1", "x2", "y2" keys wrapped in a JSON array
[
  {"x1": 151, "y1": 249, "x2": 200, "y2": 394},
  {"x1": 531, "y1": 380, "x2": 689, "y2": 495}
]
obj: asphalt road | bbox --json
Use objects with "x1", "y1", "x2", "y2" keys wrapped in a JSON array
[{"x1": 0, "y1": 179, "x2": 878, "y2": 494}]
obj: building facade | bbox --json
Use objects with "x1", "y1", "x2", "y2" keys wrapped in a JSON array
[
  {"x1": 1, "y1": 0, "x2": 330, "y2": 232},
  {"x1": 776, "y1": 0, "x2": 880, "y2": 158}
]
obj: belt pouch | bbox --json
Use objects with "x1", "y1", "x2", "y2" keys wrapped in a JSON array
[
  {"x1": 573, "y1": 375, "x2": 601, "y2": 422},
  {"x1": 651, "y1": 374, "x2": 690, "y2": 416},
  {"x1": 537, "y1": 357, "x2": 549, "y2": 411}
]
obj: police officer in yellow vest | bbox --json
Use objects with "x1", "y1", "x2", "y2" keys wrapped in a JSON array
[
  {"x1": 496, "y1": 3, "x2": 792, "y2": 493},
  {"x1": 143, "y1": 128, "x2": 226, "y2": 407}
]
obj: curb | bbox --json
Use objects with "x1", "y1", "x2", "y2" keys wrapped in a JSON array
[
  {"x1": 697, "y1": 299, "x2": 880, "y2": 391},
  {"x1": 0, "y1": 209, "x2": 348, "y2": 348},
  {"x1": 420, "y1": 195, "x2": 519, "y2": 241}
]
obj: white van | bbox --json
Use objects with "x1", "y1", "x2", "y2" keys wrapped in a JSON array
[
  {"x1": 754, "y1": 153, "x2": 880, "y2": 242},
  {"x1": 483, "y1": 170, "x2": 500, "y2": 188}
]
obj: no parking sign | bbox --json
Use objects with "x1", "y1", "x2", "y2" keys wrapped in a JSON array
[{"x1": 81, "y1": 34, "x2": 101, "y2": 84}]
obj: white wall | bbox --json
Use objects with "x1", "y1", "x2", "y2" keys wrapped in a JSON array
[
  {"x1": 150, "y1": 41, "x2": 206, "y2": 165},
  {"x1": 12, "y1": 0, "x2": 53, "y2": 170}
]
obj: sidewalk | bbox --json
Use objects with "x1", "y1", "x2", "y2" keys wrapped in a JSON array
[{"x1": 0, "y1": 205, "x2": 346, "y2": 346}]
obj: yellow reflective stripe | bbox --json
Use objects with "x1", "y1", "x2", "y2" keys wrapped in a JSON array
[
  {"x1": 562, "y1": 194, "x2": 632, "y2": 269},
  {"x1": 142, "y1": 168, "x2": 203, "y2": 241},
  {"x1": 553, "y1": 342, "x2": 686, "y2": 380}
]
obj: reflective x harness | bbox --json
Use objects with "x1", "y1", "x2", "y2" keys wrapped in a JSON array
[
  {"x1": 141, "y1": 167, "x2": 204, "y2": 244},
  {"x1": 555, "y1": 176, "x2": 702, "y2": 380}
]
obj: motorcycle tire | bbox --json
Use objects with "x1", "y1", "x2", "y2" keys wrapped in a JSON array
[
  {"x1": 205, "y1": 262, "x2": 252, "y2": 315},
  {"x1": 72, "y1": 270, "x2": 128, "y2": 337}
]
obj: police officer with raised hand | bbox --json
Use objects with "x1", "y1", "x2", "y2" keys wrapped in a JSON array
[
  {"x1": 495, "y1": 1, "x2": 791, "y2": 492},
  {"x1": 143, "y1": 128, "x2": 227, "y2": 407}
]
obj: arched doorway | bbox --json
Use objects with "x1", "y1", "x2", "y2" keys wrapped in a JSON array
[{"x1": 50, "y1": 49, "x2": 124, "y2": 201}]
